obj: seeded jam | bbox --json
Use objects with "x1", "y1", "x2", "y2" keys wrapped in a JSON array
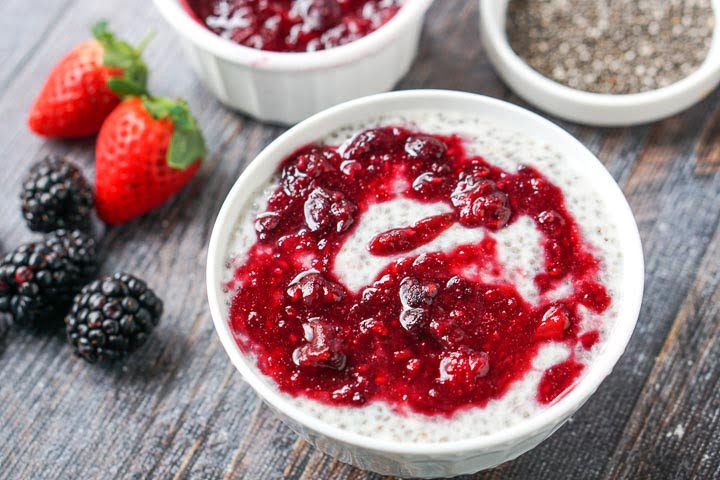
[
  {"x1": 183, "y1": 0, "x2": 403, "y2": 52},
  {"x1": 226, "y1": 118, "x2": 616, "y2": 424}
]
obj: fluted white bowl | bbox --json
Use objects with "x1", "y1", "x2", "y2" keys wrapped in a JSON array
[
  {"x1": 206, "y1": 90, "x2": 645, "y2": 477},
  {"x1": 480, "y1": 0, "x2": 720, "y2": 126},
  {"x1": 153, "y1": 0, "x2": 434, "y2": 125}
]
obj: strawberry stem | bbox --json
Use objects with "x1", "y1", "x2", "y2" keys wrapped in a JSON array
[
  {"x1": 141, "y1": 96, "x2": 207, "y2": 171},
  {"x1": 136, "y1": 31, "x2": 156, "y2": 53},
  {"x1": 92, "y1": 20, "x2": 150, "y2": 98}
]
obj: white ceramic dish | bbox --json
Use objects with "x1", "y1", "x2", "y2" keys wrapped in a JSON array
[
  {"x1": 480, "y1": 0, "x2": 720, "y2": 127},
  {"x1": 153, "y1": 0, "x2": 434, "y2": 125},
  {"x1": 206, "y1": 90, "x2": 645, "y2": 477}
]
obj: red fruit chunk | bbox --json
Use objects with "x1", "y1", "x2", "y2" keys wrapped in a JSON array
[
  {"x1": 254, "y1": 212, "x2": 281, "y2": 239},
  {"x1": 438, "y1": 348, "x2": 490, "y2": 384},
  {"x1": 293, "y1": 0, "x2": 343, "y2": 32},
  {"x1": 342, "y1": 128, "x2": 396, "y2": 159},
  {"x1": 293, "y1": 318, "x2": 346, "y2": 370},
  {"x1": 545, "y1": 239, "x2": 567, "y2": 278},
  {"x1": 303, "y1": 187, "x2": 357, "y2": 233},
  {"x1": 411, "y1": 252, "x2": 447, "y2": 272},
  {"x1": 428, "y1": 317, "x2": 467, "y2": 347},
  {"x1": 399, "y1": 308, "x2": 429, "y2": 333},
  {"x1": 399, "y1": 277, "x2": 439, "y2": 309},
  {"x1": 537, "y1": 209, "x2": 566, "y2": 236},
  {"x1": 359, "y1": 317, "x2": 388, "y2": 335},
  {"x1": 281, "y1": 165, "x2": 316, "y2": 198},
  {"x1": 340, "y1": 160, "x2": 362, "y2": 177},
  {"x1": 576, "y1": 281, "x2": 611, "y2": 312},
  {"x1": 445, "y1": 275, "x2": 471, "y2": 298},
  {"x1": 534, "y1": 304, "x2": 571, "y2": 341},
  {"x1": 404, "y1": 135, "x2": 448, "y2": 162},
  {"x1": 330, "y1": 372, "x2": 369, "y2": 405},
  {"x1": 538, "y1": 359, "x2": 584, "y2": 404},
  {"x1": 579, "y1": 330, "x2": 600, "y2": 350},
  {"x1": 294, "y1": 149, "x2": 335, "y2": 178},
  {"x1": 398, "y1": 277, "x2": 439, "y2": 333},
  {"x1": 368, "y1": 213, "x2": 456, "y2": 256},
  {"x1": 451, "y1": 176, "x2": 511, "y2": 229},
  {"x1": 287, "y1": 270, "x2": 345, "y2": 306},
  {"x1": 412, "y1": 171, "x2": 448, "y2": 197}
]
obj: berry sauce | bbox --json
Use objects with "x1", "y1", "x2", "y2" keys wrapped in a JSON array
[
  {"x1": 227, "y1": 126, "x2": 610, "y2": 416},
  {"x1": 182, "y1": 0, "x2": 403, "y2": 52}
]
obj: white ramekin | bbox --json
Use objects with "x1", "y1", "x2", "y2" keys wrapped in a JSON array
[
  {"x1": 206, "y1": 90, "x2": 645, "y2": 477},
  {"x1": 152, "y1": 0, "x2": 434, "y2": 125},
  {"x1": 480, "y1": 0, "x2": 720, "y2": 127}
]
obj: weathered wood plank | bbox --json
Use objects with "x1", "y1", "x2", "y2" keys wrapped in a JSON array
[
  {"x1": 604, "y1": 222, "x2": 720, "y2": 479},
  {"x1": 0, "y1": 0, "x2": 79, "y2": 91},
  {"x1": 694, "y1": 105, "x2": 720, "y2": 176}
]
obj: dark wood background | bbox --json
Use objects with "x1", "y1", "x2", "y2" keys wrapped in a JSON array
[{"x1": 1, "y1": 1, "x2": 719, "y2": 479}]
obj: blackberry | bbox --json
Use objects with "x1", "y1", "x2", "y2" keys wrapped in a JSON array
[
  {"x1": 65, "y1": 273, "x2": 163, "y2": 362},
  {"x1": 0, "y1": 230, "x2": 98, "y2": 325},
  {"x1": 21, "y1": 156, "x2": 93, "y2": 232},
  {"x1": 43, "y1": 229, "x2": 99, "y2": 280},
  {"x1": 0, "y1": 243, "x2": 82, "y2": 324}
]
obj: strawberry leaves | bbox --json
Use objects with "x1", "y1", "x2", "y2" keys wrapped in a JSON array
[
  {"x1": 92, "y1": 21, "x2": 150, "y2": 98},
  {"x1": 141, "y1": 96, "x2": 207, "y2": 170},
  {"x1": 93, "y1": 22, "x2": 205, "y2": 170}
]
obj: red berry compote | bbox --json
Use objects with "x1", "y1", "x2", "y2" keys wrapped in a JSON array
[
  {"x1": 223, "y1": 112, "x2": 623, "y2": 442},
  {"x1": 183, "y1": 0, "x2": 404, "y2": 52}
]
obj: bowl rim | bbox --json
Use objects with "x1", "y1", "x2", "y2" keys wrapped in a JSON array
[
  {"x1": 206, "y1": 89, "x2": 645, "y2": 456},
  {"x1": 478, "y1": 0, "x2": 720, "y2": 109},
  {"x1": 152, "y1": 0, "x2": 435, "y2": 71}
]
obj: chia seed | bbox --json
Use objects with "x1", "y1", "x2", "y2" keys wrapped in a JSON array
[{"x1": 506, "y1": 0, "x2": 716, "y2": 94}]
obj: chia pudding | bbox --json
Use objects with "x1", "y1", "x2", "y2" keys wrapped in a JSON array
[
  {"x1": 222, "y1": 111, "x2": 624, "y2": 443},
  {"x1": 183, "y1": 0, "x2": 404, "y2": 52}
]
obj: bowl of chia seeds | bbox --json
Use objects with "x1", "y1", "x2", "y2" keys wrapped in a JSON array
[{"x1": 479, "y1": 0, "x2": 720, "y2": 126}]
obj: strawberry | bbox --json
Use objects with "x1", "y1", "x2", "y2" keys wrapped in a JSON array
[
  {"x1": 533, "y1": 304, "x2": 571, "y2": 341},
  {"x1": 28, "y1": 21, "x2": 150, "y2": 138},
  {"x1": 95, "y1": 96, "x2": 206, "y2": 225}
]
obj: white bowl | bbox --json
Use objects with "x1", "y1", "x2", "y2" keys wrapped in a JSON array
[
  {"x1": 153, "y1": 0, "x2": 434, "y2": 125},
  {"x1": 206, "y1": 90, "x2": 645, "y2": 477},
  {"x1": 480, "y1": 0, "x2": 720, "y2": 127}
]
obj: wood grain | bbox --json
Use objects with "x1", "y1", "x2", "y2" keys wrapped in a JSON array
[{"x1": 1, "y1": 1, "x2": 719, "y2": 479}]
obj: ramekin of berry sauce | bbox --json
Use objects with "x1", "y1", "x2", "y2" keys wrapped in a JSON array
[
  {"x1": 207, "y1": 90, "x2": 645, "y2": 477},
  {"x1": 153, "y1": 0, "x2": 434, "y2": 124}
]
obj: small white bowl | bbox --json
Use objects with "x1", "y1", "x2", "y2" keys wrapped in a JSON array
[
  {"x1": 480, "y1": 0, "x2": 720, "y2": 127},
  {"x1": 153, "y1": 0, "x2": 434, "y2": 125},
  {"x1": 206, "y1": 90, "x2": 644, "y2": 477}
]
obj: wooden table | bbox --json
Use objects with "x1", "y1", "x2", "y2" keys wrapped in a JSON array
[{"x1": 1, "y1": 1, "x2": 719, "y2": 478}]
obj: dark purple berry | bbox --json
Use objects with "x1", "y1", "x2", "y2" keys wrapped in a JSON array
[{"x1": 65, "y1": 273, "x2": 163, "y2": 363}]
